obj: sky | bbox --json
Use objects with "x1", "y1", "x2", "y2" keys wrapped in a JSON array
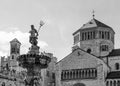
[{"x1": 0, "y1": 0, "x2": 120, "y2": 61}]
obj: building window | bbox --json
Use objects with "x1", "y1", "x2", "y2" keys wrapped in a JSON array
[
  {"x1": 106, "y1": 81, "x2": 109, "y2": 86},
  {"x1": 99, "y1": 31, "x2": 101, "y2": 39},
  {"x1": 90, "y1": 32, "x2": 93, "y2": 39},
  {"x1": 93, "y1": 31, "x2": 96, "y2": 39},
  {"x1": 84, "y1": 32, "x2": 87, "y2": 40},
  {"x1": 110, "y1": 81, "x2": 112, "y2": 86},
  {"x1": 52, "y1": 73, "x2": 55, "y2": 79},
  {"x1": 114, "y1": 80, "x2": 117, "y2": 86},
  {"x1": 100, "y1": 45, "x2": 109, "y2": 51},
  {"x1": 17, "y1": 48, "x2": 20, "y2": 54},
  {"x1": 11, "y1": 48, "x2": 15, "y2": 53},
  {"x1": 87, "y1": 48, "x2": 91, "y2": 53},
  {"x1": 74, "y1": 34, "x2": 79, "y2": 43},
  {"x1": 2, "y1": 82, "x2": 5, "y2": 86},
  {"x1": 115, "y1": 63, "x2": 119, "y2": 70},
  {"x1": 88, "y1": 32, "x2": 90, "y2": 40},
  {"x1": 102, "y1": 31, "x2": 105, "y2": 39},
  {"x1": 46, "y1": 71, "x2": 50, "y2": 77},
  {"x1": 61, "y1": 72, "x2": 64, "y2": 80},
  {"x1": 12, "y1": 55, "x2": 14, "y2": 59},
  {"x1": 118, "y1": 80, "x2": 120, "y2": 86},
  {"x1": 61, "y1": 68, "x2": 97, "y2": 81}
]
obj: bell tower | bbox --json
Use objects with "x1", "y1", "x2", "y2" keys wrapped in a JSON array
[
  {"x1": 10, "y1": 38, "x2": 21, "y2": 71},
  {"x1": 73, "y1": 18, "x2": 115, "y2": 57}
]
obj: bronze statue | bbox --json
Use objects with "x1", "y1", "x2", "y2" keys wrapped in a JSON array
[{"x1": 29, "y1": 25, "x2": 38, "y2": 46}]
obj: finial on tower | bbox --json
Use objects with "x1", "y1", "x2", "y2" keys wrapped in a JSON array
[{"x1": 92, "y1": 10, "x2": 95, "y2": 19}]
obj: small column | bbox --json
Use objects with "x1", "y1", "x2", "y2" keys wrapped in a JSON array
[
  {"x1": 81, "y1": 70, "x2": 83, "y2": 78},
  {"x1": 71, "y1": 71, "x2": 73, "y2": 79},
  {"x1": 78, "y1": 70, "x2": 79, "y2": 79},
  {"x1": 68, "y1": 71, "x2": 70, "y2": 79},
  {"x1": 74, "y1": 70, "x2": 76, "y2": 79}
]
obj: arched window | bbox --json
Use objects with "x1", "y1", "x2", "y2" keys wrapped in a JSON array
[
  {"x1": 102, "y1": 31, "x2": 104, "y2": 39},
  {"x1": 106, "y1": 81, "x2": 109, "y2": 86},
  {"x1": 90, "y1": 32, "x2": 92, "y2": 39},
  {"x1": 99, "y1": 31, "x2": 102, "y2": 39},
  {"x1": 115, "y1": 63, "x2": 119, "y2": 70},
  {"x1": 64, "y1": 72, "x2": 67, "y2": 79},
  {"x1": 61, "y1": 72, "x2": 64, "y2": 80},
  {"x1": 91, "y1": 69, "x2": 94, "y2": 77},
  {"x1": 110, "y1": 81, "x2": 112, "y2": 86},
  {"x1": 67, "y1": 71, "x2": 69, "y2": 79},
  {"x1": 1, "y1": 82, "x2": 5, "y2": 86},
  {"x1": 79, "y1": 70, "x2": 81, "y2": 78},
  {"x1": 88, "y1": 70, "x2": 90, "y2": 77},
  {"x1": 76, "y1": 70, "x2": 79, "y2": 79},
  {"x1": 95, "y1": 69, "x2": 97, "y2": 77},
  {"x1": 114, "y1": 80, "x2": 116, "y2": 86},
  {"x1": 70, "y1": 71, "x2": 72, "y2": 79},
  {"x1": 93, "y1": 31, "x2": 95, "y2": 39},
  {"x1": 73, "y1": 71, "x2": 75, "y2": 79},
  {"x1": 88, "y1": 32, "x2": 90, "y2": 40},
  {"x1": 118, "y1": 80, "x2": 120, "y2": 86}
]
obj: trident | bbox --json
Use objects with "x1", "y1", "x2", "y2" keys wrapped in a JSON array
[{"x1": 38, "y1": 20, "x2": 45, "y2": 33}]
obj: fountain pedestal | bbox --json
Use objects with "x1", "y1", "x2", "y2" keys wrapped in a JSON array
[{"x1": 28, "y1": 45, "x2": 40, "y2": 55}]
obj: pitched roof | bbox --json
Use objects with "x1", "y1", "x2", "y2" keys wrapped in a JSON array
[
  {"x1": 73, "y1": 18, "x2": 113, "y2": 35},
  {"x1": 57, "y1": 47, "x2": 100, "y2": 64},
  {"x1": 10, "y1": 38, "x2": 21, "y2": 44},
  {"x1": 93, "y1": 19, "x2": 111, "y2": 28},
  {"x1": 81, "y1": 18, "x2": 111, "y2": 29},
  {"x1": 107, "y1": 49, "x2": 120, "y2": 57},
  {"x1": 106, "y1": 71, "x2": 120, "y2": 79}
]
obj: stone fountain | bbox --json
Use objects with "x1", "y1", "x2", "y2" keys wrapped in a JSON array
[{"x1": 17, "y1": 22, "x2": 51, "y2": 86}]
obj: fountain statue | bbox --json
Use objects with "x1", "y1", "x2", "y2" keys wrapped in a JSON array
[{"x1": 17, "y1": 21, "x2": 51, "y2": 86}]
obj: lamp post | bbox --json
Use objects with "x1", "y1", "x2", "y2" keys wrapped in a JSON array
[{"x1": 17, "y1": 22, "x2": 51, "y2": 86}]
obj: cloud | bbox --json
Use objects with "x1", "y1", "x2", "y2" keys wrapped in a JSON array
[
  {"x1": 38, "y1": 41, "x2": 48, "y2": 49},
  {"x1": 0, "y1": 28, "x2": 48, "y2": 56}
]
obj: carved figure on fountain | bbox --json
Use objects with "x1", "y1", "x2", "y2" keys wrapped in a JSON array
[
  {"x1": 29, "y1": 25, "x2": 38, "y2": 46},
  {"x1": 29, "y1": 25, "x2": 40, "y2": 54}
]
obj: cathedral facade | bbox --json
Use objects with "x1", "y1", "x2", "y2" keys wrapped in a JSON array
[{"x1": 55, "y1": 18, "x2": 120, "y2": 86}]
